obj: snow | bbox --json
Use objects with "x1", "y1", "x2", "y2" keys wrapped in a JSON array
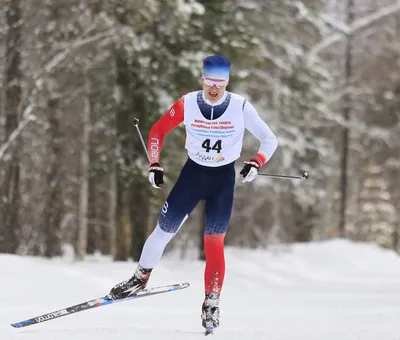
[{"x1": 2, "y1": 239, "x2": 400, "y2": 340}]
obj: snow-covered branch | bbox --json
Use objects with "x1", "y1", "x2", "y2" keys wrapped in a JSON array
[
  {"x1": 319, "y1": 13, "x2": 350, "y2": 35},
  {"x1": 307, "y1": 1, "x2": 400, "y2": 63},
  {"x1": 0, "y1": 105, "x2": 36, "y2": 161},
  {"x1": 43, "y1": 29, "x2": 115, "y2": 76}
]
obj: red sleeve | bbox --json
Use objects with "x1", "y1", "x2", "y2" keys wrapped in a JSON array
[{"x1": 147, "y1": 97, "x2": 184, "y2": 164}]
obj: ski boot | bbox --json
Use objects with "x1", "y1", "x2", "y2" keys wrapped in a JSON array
[
  {"x1": 109, "y1": 265, "x2": 152, "y2": 300},
  {"x1": 201, "y1": 292, "x2": 220, "y2": 334}
]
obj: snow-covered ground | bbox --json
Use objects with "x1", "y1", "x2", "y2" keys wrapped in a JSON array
[{"x1": 2, "y1": 239, "x2": 400, "y2": 340}]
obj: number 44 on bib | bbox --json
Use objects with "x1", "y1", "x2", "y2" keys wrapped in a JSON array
[{"x1": 201, "y1": 139, "x2": 222, "y2": 153}]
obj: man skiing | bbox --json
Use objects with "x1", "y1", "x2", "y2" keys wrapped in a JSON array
[{"x1": 109, "y1": 55, "x2": 278, "y2": 331}]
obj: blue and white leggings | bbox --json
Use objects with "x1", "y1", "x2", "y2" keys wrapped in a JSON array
[{"x1": 139, "y1": 158, "x2": 236, "y2": 294}]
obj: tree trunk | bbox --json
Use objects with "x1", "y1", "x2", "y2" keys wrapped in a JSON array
[
  {"x1": 109, "y1": 158, "x2": 117, "y2": 257},
  {"x1": 268, "y1": 189, "x2": 282, "y2": 246},
  {"x1": 115, "y1": 177, "x2": 128, "y2": 261},
  {"x1": 76, "y1": 71, "x2": 91, "y2": 261},
  {"x1": 0, "y1": 0, "x2": 22, "y2": 254},
  {"x1": 113, "y1": 50, "x2": 131, "y2": 261},
  {"x1": 43, "y1": 98, "x2": 63, "y2": 258},
  {"x1": 130, "y1": 179, "x2": 150, "y2": 261},
  {"x1": 338, "y1": 0, "x2": 354, "y2": 238},
  {"x1": 87, "y1": 174, "x2": 98, "y2": 255}
]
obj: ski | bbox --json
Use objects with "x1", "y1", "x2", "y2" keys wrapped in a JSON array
[{"x1": 11, "y1": 282, "x2": 189, "y2": 328}]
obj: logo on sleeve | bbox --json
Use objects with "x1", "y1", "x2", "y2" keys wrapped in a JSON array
[{"x1": 150, "y1": 138, "x2": 159, "y2": 162}]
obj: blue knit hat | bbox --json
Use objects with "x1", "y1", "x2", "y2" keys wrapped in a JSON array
[{"x1": 203, "y1": 55, "x2": 231, "y2": 80}]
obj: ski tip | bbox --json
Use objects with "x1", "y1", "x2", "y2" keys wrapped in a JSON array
[
  {"x1": 11, "y1": 323, "x2": 24, "y2": 328},
  {"x1": 11, "y1": 318, "x2": 37, "y2": 328}
]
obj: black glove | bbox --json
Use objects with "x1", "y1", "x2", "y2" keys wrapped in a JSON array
[
  {"x1": 148, "y1": 162, "x2": 164, "y2": 188},
  {"x1": 239, "y1": 159, "x2": 259, "y2": 183}
]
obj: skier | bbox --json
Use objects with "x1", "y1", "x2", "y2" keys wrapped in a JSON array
[{"x1": 109, "y1": 55, "x2": 278, "y2": 330}]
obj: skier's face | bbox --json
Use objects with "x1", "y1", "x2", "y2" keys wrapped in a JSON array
[{"x1": 202, "y1": 77, "x2": 228, "y2": 103}]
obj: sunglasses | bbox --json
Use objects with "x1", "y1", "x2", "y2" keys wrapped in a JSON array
[{"x1": 202, "y1": 77, "x2": 228, "y2": 88}]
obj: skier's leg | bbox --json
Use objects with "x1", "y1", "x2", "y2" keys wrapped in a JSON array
[
  {"x1": 110, "y1": 160, "x2": 202, "y2": 299},
  {"x1": 203, "y1": 171, "x2": 235, "y2": 294},
  {"x1": 203, "y1": 233, "x2": 226, "y2": 295},
  {"x1": 139, "y1": 162, "x2": 203, "y2": 268},
  {"x1": 201, "y1": 166, "x2": 235, "y2": 328}
]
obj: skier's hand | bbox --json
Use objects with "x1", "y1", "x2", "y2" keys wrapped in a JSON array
[
  {"x1": 240, "y1": 159, "x2": 259, "y2": 183},
  {"x1": 148, "y1": 163, "x2": 164, "y2": 189}
]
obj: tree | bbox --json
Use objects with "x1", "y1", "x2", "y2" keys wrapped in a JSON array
[
  {"x1": 0, "y1": 0, "x2": 22, "y2": 254},
  {"x1": 338, "y1": 0, "x2": 355, "y2": 238},
  {"x1": 356, "y1": 164, "x2": 397, "y2": 248},
  {"x1": 0, "y1": 0, "x2": 399, "y2": 259},
  {"x1": 76, "y1": 68, "x2": 91, "y2": 261},
  {"x1": 42, "y1": 98, "x2": 63, "y2": 258}
]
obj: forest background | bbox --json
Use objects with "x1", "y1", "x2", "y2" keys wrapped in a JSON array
[{"x1": 1, "y1": 0, "x2": 399, "y2": 261}]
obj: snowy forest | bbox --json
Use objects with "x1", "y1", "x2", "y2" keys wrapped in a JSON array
[{"x1": 0, "y1": 0, "x2": 399, "y2": 261}]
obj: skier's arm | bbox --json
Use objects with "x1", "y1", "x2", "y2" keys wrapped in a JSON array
[
  {"x1": 243, "y1": 100, "x2": 278, "y2": 167},
  {"x1": 147, "y1": 97, "x2": 184, "y2": 164}
]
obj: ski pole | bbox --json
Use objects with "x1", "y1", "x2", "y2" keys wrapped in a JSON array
[
  {"x1": 132, "y1": 118, "x2": 150, "y2": 162},
  {"x1": 258, "y1": 171, "x2": 309, "y2": 180}
]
